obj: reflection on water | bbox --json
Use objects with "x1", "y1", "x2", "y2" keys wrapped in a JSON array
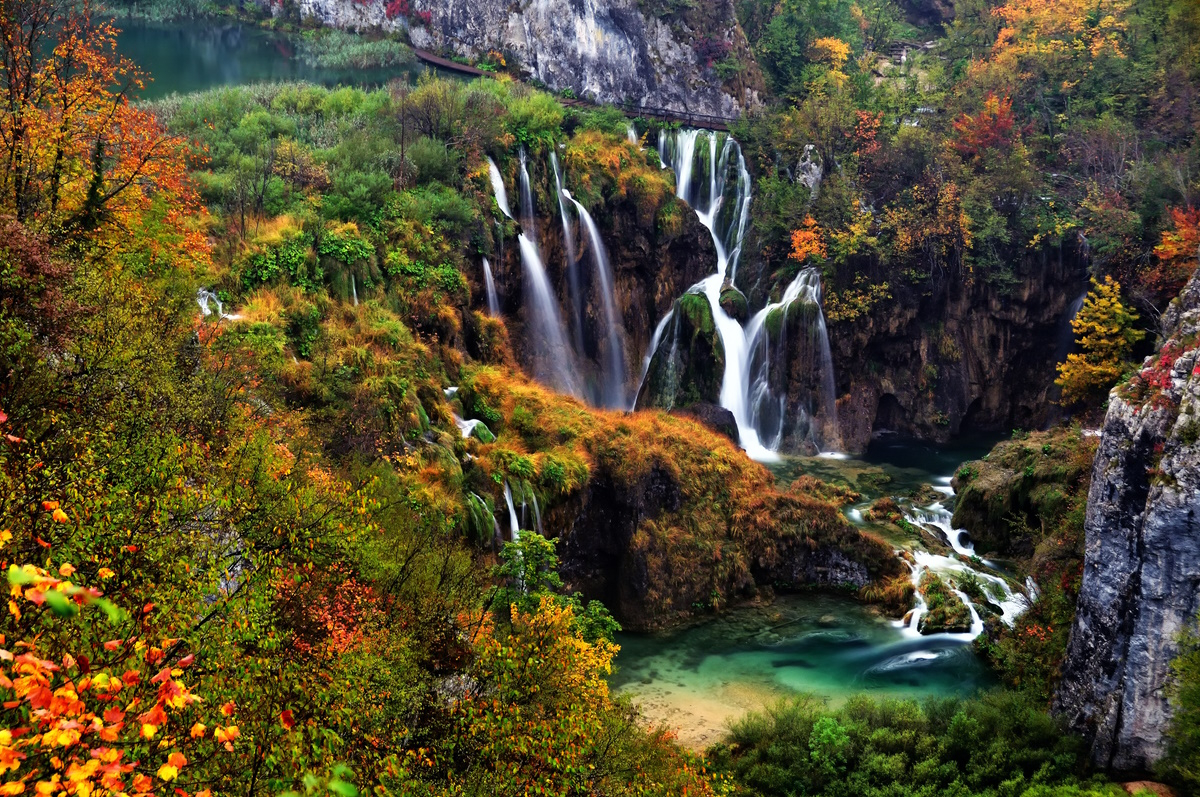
[{"x1": 114, "y1": 21, "x2": 452, "y2": 99}]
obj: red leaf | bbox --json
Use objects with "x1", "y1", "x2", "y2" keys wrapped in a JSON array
[{"x1": 279, "y1": 709, "x2": 295, "y2": 730}]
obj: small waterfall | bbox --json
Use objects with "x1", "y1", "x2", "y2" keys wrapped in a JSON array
[
  {"x1": 565, "y1": 191, "x2": 628, "y2": 408},
  {"x1": 518, "y1": 148, "x2": 536, "y2": 234},
  {"x1": 482, "y1": 257, "x2": 501, "y2": 316},
  {"x1": 452, "y1": 412, "x2": 483, "y2": 438},
  {"x1": 196, "y1": 288, "x2": 240, "y2": 321},
  {"x1": 626, "y1": 122, "x2": 639, "y2": 146},
  {"x1": 517, "y1": 234, "x2": 582, "y2": 397},
  {"x1": 550, "y1": 151, "x2": 586, "y2": 354},
  {"x1": 487, "y1": 157, "x2": 512, "y2": 219},
  {"x1": 530, "y1": 492, "x2": 543, "y2": 536},
  {"x1": 743, "y1": 268, "x2": 839, "y2": 452},
  {"x1": 503, "y1": 481, "x2": 520, "y2": 538},
  {"x1": 1055, "y1": 290, "x2": 1088, "y2": 364},
  {"x1": 633, "y1": 309, "x2": 675, "y2": 409},
  {"x1": 351, "y1": 274, "x2": 359, "y2": 307}
]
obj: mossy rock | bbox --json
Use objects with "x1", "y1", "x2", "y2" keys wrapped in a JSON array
[
  {"x1": 951, "y1": 427, "x2": 1096, "y2": 557},
  {"x1": 917, "y1": 571, "x2": 972, "y2": 634},
  {"x1": 720, "y1": 286, "x2": 749, "y2": 323},
  {"x1": 471, "y1": 421, "x2": 496, "y2": 444},
  {"x1": 637, "y1": 292, "x2": 724, "y2": 411}
]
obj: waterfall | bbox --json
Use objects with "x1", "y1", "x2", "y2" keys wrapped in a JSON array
[
  {"x1": 351, "y1": 274, "x2": 359, "y2": 307},
  {"x1": 648, "y1": 128, "x2": 839, "y2": 460},
  {"x1": 626, "y1": 122, "x2": 639, "y2": 146},
  {"x1": 633, "y1": 309, "x2": 675, "y2": 409},
  {"x1": 452, "y1": 412, "x2": 483, "y2": 438},
  {"x1": 487, "y1": 157, "x2": 512, "y2": 219},
  {"x1": 517, "y1": 234, "x2": 582, "y2": 397},
  {"x1": 531, "y1": 492, "x2": 543, "y2": 536},
  {"x1": 482, "y1": 257, "x2": 501, "y2": 316},
  {"x1": 743, "y1": 268, "x2": 840, "y2": 451},
  {"x1": 565, "y1": 190, "x2": 628, "y2": 408},
  {"x1": 550, "y1": 151, "x2": 586, "y2": 354},
  {"x1": 196, "y1": 288, "x2": 240, "y2": 321},
  {"x1": 503, "y1": 481, "x2": 520, "y2": 538},
  {"x1": 484, "y1": 150, "x2": 580, "y2": 398}
]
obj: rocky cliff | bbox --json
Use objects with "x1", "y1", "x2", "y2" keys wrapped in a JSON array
[
  {"x1": 1054, "y1": 268, "x2": 1200, "y2": 772},
  {"x1": 820, "y1": 247, "x2": 1087, "y2": 452},
  {"x1": 280, "y1": 0, "x2": 762, "y2": 118}
]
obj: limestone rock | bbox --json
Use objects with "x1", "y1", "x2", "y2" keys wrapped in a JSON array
[{"x1": 1054, "y1": 268, "x2": 1200, "y2": 772}]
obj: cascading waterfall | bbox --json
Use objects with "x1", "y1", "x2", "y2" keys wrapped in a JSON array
[
  {"x1": 484, "y1": 151, "x2": 581, "y2": 398},
  {"x1": 626, "y1": 122, "x2": 639, "y2": 146},
  {"x1": 196, "y1": 288, "x2": 240, "y2": 321},
  {"x1": 565, "y1": 190, "x2": 628, "y2": 408},
  {"x1": 651, "y1": 128, "x2": 836, "y2": 460},
  {"x1": 487, "y1": 157, "x2": 512, "y2": 219},
  {"x1": 351, "y1": 275, "x2": 359, "y2": 307},
  {"x1": 743, "y1": 268, "x2": 840, "y2": 451},
  {"x1": 550, "y1": 151, "x2": 586, "y2": 354},
  {"x1": 482, "y1": 257, "x2": 501, "y2": 317}
]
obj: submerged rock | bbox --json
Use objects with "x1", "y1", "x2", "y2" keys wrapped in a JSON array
[{"x1": 1055, "y1": 268, "x2": 1200, "y2": 772}]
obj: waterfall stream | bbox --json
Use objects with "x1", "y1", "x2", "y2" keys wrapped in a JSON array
[
  {"x1": 482, "y1": 257, "x2": 501, "y2": 317},
  {"x1": 550, "y1": 151, "x2": 586, "y2": 355},
  {"x1": 565, "y1": 190, "x2": 628, "y2": 408},
  {"x1": 487, "y1": 157, "x2": 512, "y2": 219},
  {"x1": 652, "y1": 129, "x2": 837, "y2": 460}
]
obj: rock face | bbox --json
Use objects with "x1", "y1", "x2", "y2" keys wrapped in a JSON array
[
  {"x1": 407, "y1": 0, "x2": 762, "y2": 118},
  {"x1": 555, "y1": 462, "x2": 892, "y2": 631},
  {"x1": 810, "y1": 246, "x2": 1087, "y2": 452},
  {"x1": 1054, "y1": 269, "x2": 1200, "y2": 772},
  {"x1": 281, "y1": 0, "x2": 763, "y2": 117}
]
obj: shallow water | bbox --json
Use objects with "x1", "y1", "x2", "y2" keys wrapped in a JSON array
[
  {"x1": 613, "y1": 436, "x2": 1010, "y2": 747},
  {"x1": 114, "y1": 21, "x2": 453, "y2": 99}
]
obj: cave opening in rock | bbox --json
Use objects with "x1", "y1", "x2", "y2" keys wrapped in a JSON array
[
  {"x1": 959, "y1": 397, "x2": 984, "y2": 434},
  {"x1": 872, "y1": 393, "x2": 905, "y2": 433}
]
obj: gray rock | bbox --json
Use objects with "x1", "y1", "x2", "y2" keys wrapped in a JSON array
[
  {"x1": 1054, "y1": 269, "x2": 1200, "y2": 772},
  {"x1": 280, "y1": 0, "x2": 760, "y2": 118}
]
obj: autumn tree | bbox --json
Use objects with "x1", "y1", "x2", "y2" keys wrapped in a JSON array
[
  {"x1": 1141, "y1": 206, "x2": 1200, "y2": 303},
  {"x1": 1056, "y1": 276, "x2": 1145, "y2": 405},
  {"x1": 0, "y1": 0, "x2": 198, "y2": 245}
]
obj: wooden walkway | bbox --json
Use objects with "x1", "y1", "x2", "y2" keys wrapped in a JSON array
[{"x1": 413, "y1": 48, "x2": 737, "y2": 131}]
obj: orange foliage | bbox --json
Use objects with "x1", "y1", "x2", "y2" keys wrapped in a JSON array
[
  {"x1": 0, "y1": 0, "x2": 206, "y2": 266},
  {"x1": 1142, "y1": 206, "x2": 1200, "y2": 300},
  {"x1": 789, "y1": 217, "x2": 828, "y2": 264},
  {"x1": 952, "y1": 93, "x2": 1018, "y2": 162},
  {"x1": 1, "y1": 563, "x2": 224, "y2": 796}
]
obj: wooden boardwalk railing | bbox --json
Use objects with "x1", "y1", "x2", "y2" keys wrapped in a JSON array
[{"x1": 413, "y1": 48, "x2": 739, "y2": 131}]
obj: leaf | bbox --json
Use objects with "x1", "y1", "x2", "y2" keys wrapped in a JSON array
[
  {"x1": 7, "y1": 565, "x2": 37, "y2": 586},
  {"x1": 43, "y1": 589, "x2": 78, "y2": 617}
]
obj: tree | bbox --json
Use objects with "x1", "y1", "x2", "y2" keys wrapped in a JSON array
[
  {"x1": 0, "y1": 0, "x2": 197, "y2": 241},
  {"x1": 1056, "y1": 276, "x2": 1144, "y2": 405},
  {"x1": 1167, "y1": 613, "x2": 1200, "y2": 789},
  {"x1": 1141, "y1": 206, "x2": 1200, "y2": 303}
]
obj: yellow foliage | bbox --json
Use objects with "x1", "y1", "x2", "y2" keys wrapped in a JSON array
[
  {"x1": 1056, "y1": 276, "x2": 1143, "y2": 405},
  {"x1": 810, "y1": 37, "x2": 852, "y2": 70}
]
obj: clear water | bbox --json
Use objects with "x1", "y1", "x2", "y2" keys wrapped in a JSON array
[
  {"x1": 114, "y1": 20, "x2": 455, "y2": 99},
  {"x1": 612, "y1": 438, "x2": 1007, "y2": 746}
]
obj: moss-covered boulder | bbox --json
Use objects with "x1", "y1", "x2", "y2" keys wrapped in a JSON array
[
  {"x1": 951, "y1": 427, "x2": 1097, "y2": 557},
  {"x1": 635, "y1": 291, "x2": 724, "y2": 412},
  {"x1": 917, "y1": 571, "x2": 973, "y2": 634},
  {"x1": 720, "y1": 285, "x2": 749, "y2": 323}
]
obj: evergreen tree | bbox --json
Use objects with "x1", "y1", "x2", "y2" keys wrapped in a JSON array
[{"x1": 1056, "y1": 276, "x2": 1145, "y2": 406}]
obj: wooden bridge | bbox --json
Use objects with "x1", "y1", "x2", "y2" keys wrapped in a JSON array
[{"x1": 413, "y1": 48, "x2": 739, "y2": 132}]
